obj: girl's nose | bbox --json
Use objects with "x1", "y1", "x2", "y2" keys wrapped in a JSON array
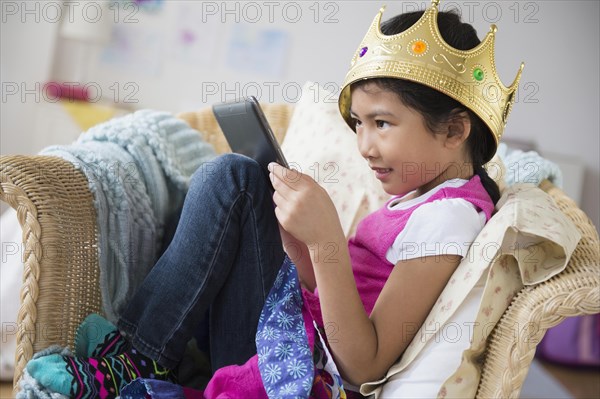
[{"x1": 357, "y1": 129, "x2": 379, "y2": 160}]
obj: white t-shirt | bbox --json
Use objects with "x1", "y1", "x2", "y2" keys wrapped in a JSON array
[{"x1": 385, "y1": 178, "x2": 487, "y2": 264}]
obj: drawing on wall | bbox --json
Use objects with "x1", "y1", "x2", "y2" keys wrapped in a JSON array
[
  {"x1": 225, "y1": 25, "x2": 289, "y2": 78},
  {"x1": 170, "y1": 3, "x2": 221, "y2": 67},
  {"x1": 100, "y1": 24, "x2": 162, "y2": 76}
]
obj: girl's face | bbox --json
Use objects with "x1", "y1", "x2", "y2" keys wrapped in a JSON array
[{"x1": 350, "y1": 82, "x2": 468, "y2": 197}]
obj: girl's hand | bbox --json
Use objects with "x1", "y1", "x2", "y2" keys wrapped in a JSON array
[{"x1": 268, "y1": 162, "x2": 343, "y2": 246}]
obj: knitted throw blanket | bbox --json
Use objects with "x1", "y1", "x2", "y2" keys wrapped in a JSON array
[
  {"x1": 497, "y1": 143, "x2": 564, "y2": 188},
  {"x1": 40, "y1": 110, "x2": 217, "y2": 323}
]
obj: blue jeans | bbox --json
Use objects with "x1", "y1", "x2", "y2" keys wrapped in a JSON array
[{"x1": 118, "y1": 153, "x2": 285, "y2": 371}]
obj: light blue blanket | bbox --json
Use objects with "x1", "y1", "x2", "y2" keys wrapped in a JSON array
[
  {"x1": 40, "y1": 110, "x2": 217, "y2": 323},
  {"x1": 497, "y1": 143, "x2": 563, "y2": 188}
]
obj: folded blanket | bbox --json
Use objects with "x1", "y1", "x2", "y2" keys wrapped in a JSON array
[
  {"x1": 497, "y1": 143, "x2": 563, "y2": 188},
  {"x1": 40, "y1": 110, "x2": 217, "y2": 323}
]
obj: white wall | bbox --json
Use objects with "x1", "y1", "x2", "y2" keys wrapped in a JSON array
[{"x1": 1, "y1": 0, "x2": 598, "y2": 229}]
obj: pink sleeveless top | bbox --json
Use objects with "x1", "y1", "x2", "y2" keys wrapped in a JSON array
[{"x1": 302, "y1": 175, "x2": 495, "y2": 326}]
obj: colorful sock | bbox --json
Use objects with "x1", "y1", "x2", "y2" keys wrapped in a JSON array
[
  {"x1": 27, "y1": 346, "x2": 173, "y2": 399},
  {"x1": 75, "y1": 313, "x2": 130, "y2": 358}
]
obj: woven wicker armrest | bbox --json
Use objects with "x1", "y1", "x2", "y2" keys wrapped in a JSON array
[
  {"x1": 0, "y1": 155, "x2": 102, "y2": 392},
  {"x1": 476, "y1": 180, "x2": 600, "y2": 398}
]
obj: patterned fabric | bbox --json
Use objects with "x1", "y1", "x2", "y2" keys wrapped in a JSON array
[
  {"x1": 256, "y1": 256, "x2": 367, "y2": 399},
  {"x1": 309, "y1": 324, "x2": 350, "y2": 399},
  {"x1": 256, "y1": 256, "x2": 315, "y2": 398},
  {"x1": 19, "y1": 314, "x2": 129, "y2": 399},
  {"x1": 62, "y1": 349, "x2": 172, "y2": 399},
  {"x1": 74, "y1": 314, "x2": 130, "y2": 359},
  {"x1": 88, "y1": 330, "x2": 130, "y2": 358},
  {"x1": 25, "y1": 342, "x2": 172, "y2": 399},
  {"x1": 67, "y1": 349, "x2": 170, "y2": 398}
]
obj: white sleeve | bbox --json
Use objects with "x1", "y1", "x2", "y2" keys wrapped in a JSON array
[{"x1": 385, "y1": 198, "x2": 486, "y2": 264}]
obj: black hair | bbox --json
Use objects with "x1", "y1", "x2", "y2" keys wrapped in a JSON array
[{"x1": 351, "y1": 9, "x2": 501, "y2": 205}]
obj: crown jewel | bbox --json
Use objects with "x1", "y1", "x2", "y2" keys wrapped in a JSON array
[{"x1": 338, "y1": 0, "x2": 525, "y2": 160}]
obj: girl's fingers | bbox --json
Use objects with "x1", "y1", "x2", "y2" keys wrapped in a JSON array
[
  {"x1": 273, "y1": 204, "x2": 281, "y2": 220},
  {"x1": 268, "y1": 162, "x2": 300, "y2": 191},
  {"x1": 270, "y1": 173, "x2": 288, "y2": 202},
  {"x1": 272, "y1": 188, "x2": 286, "y2": 205}
]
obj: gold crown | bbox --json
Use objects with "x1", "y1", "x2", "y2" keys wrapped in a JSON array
[{"x1": 338, "y1": 0, "x2": 524, "y2": 156}]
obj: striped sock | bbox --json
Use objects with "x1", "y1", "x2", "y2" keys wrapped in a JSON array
[
  {"x1": 27, "y1": 347, "x2": 173, "y2": 399},
  {"x1": 75, "y1": 314, "x2": 130, "y2": 358}
]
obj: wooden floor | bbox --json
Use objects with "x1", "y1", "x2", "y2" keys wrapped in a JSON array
[
  {"x1": 1, "y1": 360, "x2": 598, "y2": 398},
  {"x1": 538, "y1": 360, "x2": 600, "y2": 399},
  {"x1": 0, "y1": 383, "x2": 12, "y2": 399}
]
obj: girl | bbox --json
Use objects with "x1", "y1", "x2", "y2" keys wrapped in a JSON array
[{"x1": 27, "y1": 1, "x2": 521, "y2": 398}]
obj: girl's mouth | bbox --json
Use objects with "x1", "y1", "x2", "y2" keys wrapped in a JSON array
[{"x1": 374, "y1": 168, "x2": 393, "y2": 180}]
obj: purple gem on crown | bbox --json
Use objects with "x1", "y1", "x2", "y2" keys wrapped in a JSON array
[{"x1": 359, "y1": 46, "x2": 368, "y2": 57}]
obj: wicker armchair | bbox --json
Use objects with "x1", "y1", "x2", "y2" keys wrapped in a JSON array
[{"x1": 1, "y1": 104, "x2": 598, "y2": 397}]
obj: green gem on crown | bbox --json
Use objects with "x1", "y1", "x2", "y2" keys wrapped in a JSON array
[{"x1": 473, "y1": 67, "x2": 484, "y2": 81}]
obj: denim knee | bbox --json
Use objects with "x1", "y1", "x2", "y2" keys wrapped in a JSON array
[
  {"x1": 189, "y1": 153, "x2": 266, "y2": 194},
  {"x1": 213, "y1": 153, "x2": 262, "y2": 176}
]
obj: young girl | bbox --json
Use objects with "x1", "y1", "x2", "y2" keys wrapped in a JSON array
[{"x1": 27, "y1": 1, "x2": 522, "y2": 398}]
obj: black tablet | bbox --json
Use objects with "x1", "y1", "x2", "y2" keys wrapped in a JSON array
[{"x1": 212, "y1": 96, "x2": 289, "y2": 176}]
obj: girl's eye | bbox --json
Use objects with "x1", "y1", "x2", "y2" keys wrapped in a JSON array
[
  {"x1": 352, "y1": 118, "x2": 362, "y2": 128},
  {"x1": 376, "y1": 120, "x2": 389, "y2": 129}
]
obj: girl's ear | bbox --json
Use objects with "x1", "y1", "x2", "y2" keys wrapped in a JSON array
[{"x1": 444, "y1": 111, "x2": 471, "y2": 149}]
